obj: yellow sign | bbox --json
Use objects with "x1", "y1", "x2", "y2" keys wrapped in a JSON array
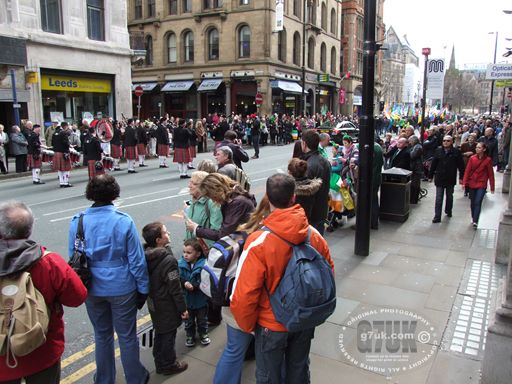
[
  {"x1": 496, "y1": 80, "x2": 512, "y2": 88},
  {"x1": 41, "y1": 75, "x2": 112, "y2": 93},
  {"x1": 26, "y1": 72, "x2": 38, "y2": 84}
]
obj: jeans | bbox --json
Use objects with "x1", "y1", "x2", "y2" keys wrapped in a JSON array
[
  {"x1": 86, "y1": 291, "x2": 148, "y2": 384},
  {"x1": 0, "y1": 361, "x2": 60, "y2": 384},
  {"x1": 184, "y1": 306, "x2": 208, "y2": 337},
  {"x1": 252, "y1": 134, "x2": 260, "y2": 157},
  {"x1": 254, "y1": 325, "x2": 315, "y2": 384},
  {"x1": 469, "y1": 188, "x2": 486, "y2": 223},
  {"x1": 434, "y1": 185, "x2": 455, "y2": 219},
  {"x1": 153, "y1": 329, "x2": 177, "y2": 371},
  {"x1": 213, "y1": 325, "x2": 254, "y2": 384}
]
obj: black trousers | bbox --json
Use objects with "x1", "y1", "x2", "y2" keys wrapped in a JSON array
[
  {"x1": 14, "y1": 154, "x2": 27, "y2": 173},
  {"x1": 0, "y1": 361, "x2": 61, "y2": 384},
  {"x1": 153, "y1": 329, "x2": 177, "y2": 371}
]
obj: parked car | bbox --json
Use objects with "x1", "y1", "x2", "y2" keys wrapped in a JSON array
[{"x1": 331, "y1": 121, "x2": 359, "y2": 145}]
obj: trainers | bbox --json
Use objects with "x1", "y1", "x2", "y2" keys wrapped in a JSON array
[
  {"x1": 200, "y1": 334, "x2": 211, "y2": 345},
  {"x1": 472, "y1": 222, "x2": 478, "y2": 228},
  {"x1": 185, "y1": 336, "x2": 195, "y2": 347},
  {"x1": 156, "y1": 361, "x2": 188, "y2": 375}
]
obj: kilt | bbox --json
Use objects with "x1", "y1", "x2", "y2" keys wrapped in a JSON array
[
  {"x1": 157, "y1": 144, "x2": 170, "y2": 157},
  {"x1": 188, "y1": 145, "x2": 196, "y2": 159},
  {"x1": 173, "y1": 147, "x2": 191, "y2": 163},
  {"x1": 27, "y1": 154, "x2": 42, "y2": 169},
  {"x1": 88, "y1": 160, "x2": 105, "y2": 180},
  {"x1": 124, "y1": 146, "x2": 138, "y2": 160},
  {"x1": 111, "y1": 144, "x2": 122, "y2": 159},
  {"x1": 136, "y1": 143, "x2": 147, "y2": 156},
  {"x1": 52, "y1": 152, "x2": 72, "y2": 172}
]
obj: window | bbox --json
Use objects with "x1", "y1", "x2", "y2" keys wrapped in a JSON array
[
  {"x1": 240, "y1": 0, "x2": 249, "y2": 4},
  {"x1": 87, "y1": 0, "x2": 104, "y2": 41},
  {"x1": 357, "y1": 51, "x2": 363, "y2": 75},
  {"x1": 357, "y1": 16, "x2": 363, "y2": 49},
  {"x1": 293, "y1": 32, "x2": 300, "y2": 65},
  {"x1": 184, "y1": 31, "x2": 194, "y2": 62},
  {"x1": 167, "y1": 33, "x2": 177, "y2": 63},
  {"x1": 321, "y1": 2, "x2": 327, "y2": 30},
  {"x1": 278, "y1": 29, "x2": 286, "y2": 62},
  {"x1": 145, "y1": 35, "x2": 153, "y2": 65},
  {"x1": 183, "y1": 0, "x2": 192, "y2": 12},
  {"x1": 239, "y1": 25, "x2": 250, "y2": 58},
  {"x1": 330, "y1": 8, "x2": 336, "y2": 34},
  {"x1": 308, "y1": 37, "x2": 315, "y2": 69},
  {"x1": 40, "y1": 0, "x2": 62, "y2": 34},
  {"x1": 169, "y1": 0, "x2": 177, "y2": 14},
  {"x1": 148, "y1": 0, "x2": 155, "y2": 17},
  {"x1": 134, "y1": 0, "x2": 142, "y2": 19},
  {"x1": 208, "y1": 29, "x2": 219, "y2": 60},
  {"x1": 320, "y1": 43, "x2": 326, "y2": 72},
  {"x1": 331, "y1": 47, "x2": 336, "y2": 74},
  {"x1": 203, "y1": 0, "x2": 222, "y2": 9},
  {"x1": 293, "y1": 0, "x2": 300, "y2": 18}
]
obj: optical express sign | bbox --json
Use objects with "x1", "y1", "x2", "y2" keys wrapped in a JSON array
[{"x1": 41, "y1": 75, "x2": 112, "y2": 93}]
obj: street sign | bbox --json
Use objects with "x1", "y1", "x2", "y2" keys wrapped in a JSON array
[
  {"x1": 13, "y1": 103, "x2": 21, "y2": 108},
  {"x1": 485, "y1": 63, "x2": 512, "y2": 80},
  {"x1": 134, "y1": 85, "x2": 144, "y2": 97},
  {"x1": 255, "y1": 93, "x2": 263, "y2": 105},
  {"x1": 422, "y1": 48, "x2": 431, "y2": 56}
]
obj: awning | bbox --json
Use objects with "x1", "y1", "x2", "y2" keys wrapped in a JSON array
[
  {"x1": 198, "y1": 79, "x2": 223, "y2": 92},
  {"x1": 271, "y1": 80, "x2": 303, "y2": 94},
  {"x1": 161, "y1": 80, "x2": 194, "y2": 92},
  {"x1": 132, "y1": 82, "x2": 158, "y2": 91}
]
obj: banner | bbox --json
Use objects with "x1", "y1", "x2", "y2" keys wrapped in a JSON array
[
  {"x1": 275, "y1": 0, "x2": 284, "y2": 31},
  {"x1": 426, "y1": 58, "x2": 445, "y2": 101}
]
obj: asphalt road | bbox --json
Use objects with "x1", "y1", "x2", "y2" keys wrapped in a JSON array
[{"x1": 0, "y1": 143, "x2": 290, "y2": 383}]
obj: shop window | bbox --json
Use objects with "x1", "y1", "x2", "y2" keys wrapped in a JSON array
[
  {"x1": 239, "y1": 25, "x2": 250, "y2": 58},
  {"x1": 169, "y1": 0, "x2": 177, "y2": 14},
  {"x1": 167, "y1": 33, "x2": 177, "y2": 63},
  {"x1": 145, "y1": 35, "x2": 153, "y2": 65},
  {"x1": 320, "y1": 43, "x2": 326, "y2": 72},
  {"x1": 331, "y1": 47, "x2": 336, "y2": 74},
  {"x1": 321, "y1": 2, "x2": 326, "y2": 30},
  {"x1": 208, "y1": 29, "x2": 219, "y2": 60},
  {"x1": 134, "y1": 0, "x2": 142, "y2": 19},
  {"x1": 203, "y1": 0, "x2": 222, "y2": 9},
  {"x1": 293, "y1": 31, "x2": 300, "y2": 65},
  {"x1": 293, "y1": 0, "x2": 300, "y2": 18},
  {"x1": 277, "y1": 29, "x2": 286, "y2": 63},
  {"x1": 183, "y1": 0, "x2": 192, "y2": 12},
  {"x1": 330, "y1": 8, "x2": 336, "y2": 35},
  {"x1": 87, "y1": 0, "x2": 105, "y2": 41},
  {"x1": 184, "y1": 31, "x2": 194, "y2": 62},
  {"x1": 147, "y1": 0, "x2": 155, "y2": 17},
  {"x1": 307, "y1": 37, "x2": 315, "y2": 69},
  {"x1": 40, "y1": 0, "x2": 62, "y2": 34}
]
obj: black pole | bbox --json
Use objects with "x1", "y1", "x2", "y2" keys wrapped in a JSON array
[
  {"x1": 420, "y1": 53, "x2": 428, "y2": 143},
  {"x1": 10, "y1": 69, "x2": 20, "y2": 127},
  {"x1": 301, "y1": 0, "x2": 307, "y2": 115},
  {"x1": 489, "y1": 31, "x2": 498, "y2": 115},
  {"x1": 354, "y1": 0, "x2": 376, "y2": 256}
]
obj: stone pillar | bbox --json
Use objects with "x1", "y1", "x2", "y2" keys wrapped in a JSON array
[
  {"x1": 225, "y1": 80, "x2": 231, "y2": 116},
  {"x1": 196, "y1": 82, "x2": 202, "y2": 119},
  {"x1": 503, "y1": 126, "x2": 512, "y2": 193},
  {"x1": 495, "y1": 173, "x2": 512, "y2": 264}
]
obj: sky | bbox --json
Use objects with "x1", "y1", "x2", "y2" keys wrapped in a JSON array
[{"x1": 383, "y1": 0, "x2": 512, "y2": 69}]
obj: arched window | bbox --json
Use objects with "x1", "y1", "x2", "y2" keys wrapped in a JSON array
[
  {"x1": 167, "y1": 33, "x2": 176, "y2": 63},
  {"x1": 145, "y1": 35, "x2": 153, "y2": 65},
  {"x1": 184, "y1": 31, "x2": 194, "y2": 62},
  {"x1": 321, "y1": 2, "x2": 327, "y2": 30},
  {"x1": 239, "y1": 25, "x2": 250, "y2": 58},
  {"x1": 278, "y1": 29, "x2": 286, "y2": 62},
  {"x1": 308, "y1": 37, "x2": 315, "y2": 69},
  {"x1": 293, "y1": 31, "x2": 300, "y2": 65},
  {"x1": 320, "y1": 43, "x2": 326, "y2": 72},
  {"x1": 331, "y1": 47, "x2": 336, "y2": 74},
  {"x1": 293, "y1": 0, "x2": 300, "y2": 18},
  {"x1": 208, "y1": 28, "x2": 219, "y2": 60},
  {"x1": 330, "y1": 8, "x2": 336, "y2": 34}
]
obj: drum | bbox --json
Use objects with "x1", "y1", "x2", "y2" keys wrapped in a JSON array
[
  {"x1": 70, "y1": 149, "x2": 80, "y2": 163},
  {"x1": 41, "y1": 149, "x2": 54, "y2": 163},
  {"x1": 102, "y1": 156, "x2": 114, "y2": 170}
]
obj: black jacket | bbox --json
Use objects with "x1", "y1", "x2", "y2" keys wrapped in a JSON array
[
  {"x1": 27, "y1": 131, "x2": 41, "y2": 156},
  {"x1": 145, "y1": 245, "x2": 186, "y2": 333},
  {"x1": 429, "y1": 146, "x2": 465, "y2": 187},
  {"x1": 124, "y1": 125, "x2": 137, "y2": 147},
  {"x1": 478, "y1": 136, "x2": 498, "y2": 166},
  {"x1": 388, "y1": 147, "x2": 411, "y2": 170},
  {"x1": 52, "y1": 128, "x2": 70, "y2": 153},
  {"x1": 83, "y1": 135, "x2": 103, "y2": 161},
  {"x1": 294, "y1": 177, "x2": 323, "y2": 223},
  {"x1": 136, "y1": 126, "x2": 148, "y2": 145},
  {"x1": 155, "y1": 124, "x2": 169, "y2": 145},
  {"x1": 111, "y1": 126, "x2": 122, "y2": 146},
  {"x1": 173, "y1": 125, "x2": 192, "y2": 149},
  {"x1": 303, "y1": 150, "x2": 331, "y2": 224}
]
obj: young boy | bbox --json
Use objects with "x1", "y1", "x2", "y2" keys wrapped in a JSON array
[
  {"x1": 178, "y1": 239, "x2": 210, "y2": 347},
  {"x1": 142, "y1": 222, "x2": 188, "y2": 375}
]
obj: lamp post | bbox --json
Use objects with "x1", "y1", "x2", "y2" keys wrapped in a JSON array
[
  {"x1": 420, "y1": 48, "x2": 430, "y2": 143},
  {"x1": 489, "y1": 31, "x2": 498, "y2": 115},
  {"x1": 301, "y1": 0, "x2": 308, "y2": 116}
]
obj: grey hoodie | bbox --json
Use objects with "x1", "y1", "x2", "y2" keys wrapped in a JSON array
[{"x1": 0, "y1": 239, "x2": 42, "y2": 277}]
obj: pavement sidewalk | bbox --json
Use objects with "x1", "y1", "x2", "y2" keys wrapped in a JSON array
[{"x1": 131, "y1": 174, "x2": 509, "y2": 384}]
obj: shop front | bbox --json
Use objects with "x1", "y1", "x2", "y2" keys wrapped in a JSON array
[
  {"x1": 231, "y1": 79, "x2": 257, "y2": 116},
  {"x1": 270, "y1": 80, "x2": 303, "y2": 116},
  {"x1": 316, "y1": 81, "x2": 337, "y2": 115},
  {"x1": 162, "y1": 80, "x2": 197, "y2": 119},
  {"x1": 198, "y1": 79, "x2": 225, "y2": 116},
  {"x1": 40, "y1": 70, "x2": 114, "y2": 123},
  {"x1": 132, "y1": 82, "x2": 160, "y2": 119}
]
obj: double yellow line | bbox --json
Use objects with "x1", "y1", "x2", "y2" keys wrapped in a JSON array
[{"x1": 60, "y1": 314, "x2": 152, "y2": 384}]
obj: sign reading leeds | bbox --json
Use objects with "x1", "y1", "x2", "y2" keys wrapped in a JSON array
[
  {"x1": 41, "y1": 75, "x2": 112, "y2": 93},
  {"x1": 486, "y1": 64, "x2": 512, "y2": 80}
]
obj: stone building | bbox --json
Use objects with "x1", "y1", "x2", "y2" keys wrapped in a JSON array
[
  {"x1": 0, "y1": 0, "x2": 133, "y2": 129},
  {"x1": 128, "y1": 0, "x2": 342, "y2": 119}
]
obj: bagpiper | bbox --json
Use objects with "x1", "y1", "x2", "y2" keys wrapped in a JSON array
[
  {"x1": 27, "y1": 124, "x2": 45, "y2": 184},
  {"x1": 52, "y1": 121, "x2": 72, "y2": 187}
]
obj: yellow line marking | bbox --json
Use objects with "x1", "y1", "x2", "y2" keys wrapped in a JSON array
[{"x1": 60, "y1": 348, "x2": 121, "y2": 384}]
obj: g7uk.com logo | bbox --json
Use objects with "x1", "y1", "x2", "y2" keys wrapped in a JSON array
[{"x1": 338, "y1": 308, "x2": 438, "y2": 377}]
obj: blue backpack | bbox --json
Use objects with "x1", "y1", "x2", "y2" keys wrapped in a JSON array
[{"x1": 262, "y1": 226, "x2": 336, "y2": 332}]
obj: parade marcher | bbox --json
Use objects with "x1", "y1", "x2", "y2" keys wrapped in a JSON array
[
  {"x1": 136, "y1": 121, "x2": 148, "y2": 167},
  {"x1": 83, "y1": 127, "x2": 104, "y2": 180},
  {"x1": 173, "y1": 120, "x2": 192, "y2": 179},
  {"x1": 27, "y1": 124, "x2": 45, "y2": 184},
  {"x1": 52, "y1": 121, "x2": 73, "y2": 187},
  {"x1": 251, "y1": 115, "x2": 261, "y2": 159},
  {"x1": 0, "y1": 201, "x2": 88, "y2": 383},
  {"x1": 111, "y1": 121, "x2": 123, "y2": 171},
  {"x1": 0, "y1": 124, "x2": 8, "y2": 174},
  {"x1": 463, "y1": 142, "x2": 495, "y2": 228},
  {"x1": 124, "y1": 119, "x2": 138, "y2": 173},
  {"x1": 156, "y1": 117, "x2": 170, "y2": 168},
  {"x1": 80, "y1": 120, "x2": 90, "y2": 166},
  {"x1": 187, "y1": 119, "x2": 197, "y2": 169},
  {"x1": 216, "y1": 130, "x2": 249, "y2": 170},
  {"x1": 429, "y1": 135, "x2": 465, "y2": 223},
  {"x1": 408, "y1": 135, "x2": 423, "y2": 204},
  {"x1": 9, "y1": 125, "x2": 28, "y2": 173},
  {"x1": 68, "y1": 175, "x2": 150, "y2": 384}
]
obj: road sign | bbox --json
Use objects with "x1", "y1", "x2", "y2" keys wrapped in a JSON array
[
  {"x1": 255, "y1": 93, "x2": 263, "y2": 105},
  {"x1": 422, "y1": 48, "x2": 431, "y2": 56},
  {"x1": 134, "y1": 85, "x2": 144, "y2": 97},
  {"x1": 486, "y1": 63, "x2": 512, "y2": 80}
]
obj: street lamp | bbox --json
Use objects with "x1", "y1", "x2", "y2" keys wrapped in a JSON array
[{"x1": 489, "y1": 31, "x2": 498, "y2": 115}]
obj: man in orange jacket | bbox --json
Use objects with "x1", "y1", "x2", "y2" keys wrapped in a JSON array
[{"x1": 230, "y1": 173, "x2": 334, "y2": 383}]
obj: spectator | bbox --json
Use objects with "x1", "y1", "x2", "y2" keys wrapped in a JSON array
[
  {"x1": 408, "y1": 135, "x2": 424, "y2": 204},
  {"x1": 9, "y1": 125, "x2": 28, "y2": 173},
  {"x1": 216, "y1": 130, "x2": 249, "y2": 169},
  {"x1": 0, "y1": 124, "x2": 8, "y2": 173},
  {"x1": 478, "y1": 127, "x2": 498, "y2": 166},
  {"x1": 215, "y1": 146, "x2": 238, "y2": 181},
  {"x1": 288, "y1": 158, "x2": 322, "y2": 223}
]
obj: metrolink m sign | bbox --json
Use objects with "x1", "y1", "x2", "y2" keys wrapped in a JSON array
[{"x1": 486, "y1": 64, "x2": 512, "y2": 80}]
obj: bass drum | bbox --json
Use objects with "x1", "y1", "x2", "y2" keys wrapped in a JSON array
[{"x1": 96, "y1": 119, "x2": 113, "y2": 142}]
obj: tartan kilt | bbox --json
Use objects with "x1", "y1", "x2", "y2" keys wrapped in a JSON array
[
  {"x1": 52, "y1": 152, "x2": 72, "y2": 172},
  {"x1": 124, "y1": 146, "x2": 138, "y2": 160},
  {"x1": 136, "y1": 143, "x2": 147, "y2": 156},
  {"x1": 27, "y1": 155, "x2": 42, "y2": 169},
  {"x1": 111, "y1": 144, "x2": 122, "y2": 159},
  {"x1": 88, "y1": 160, "x2": 105, "y2": 180},
  {"x1": 173, "y1": 147, "x2": 191, "y2": 163},
  {"x1": 188, "y1": 145, "x2": 196, "y2": 159},
  {"x1": 157, "y1": 144, "x2": 170, "y2": 157}
]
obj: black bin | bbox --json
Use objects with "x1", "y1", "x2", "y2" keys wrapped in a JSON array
[{"x1": 379, "y1": 167, "x2": 412, "y2": 222}]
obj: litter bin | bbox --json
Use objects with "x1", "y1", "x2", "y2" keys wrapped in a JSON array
[{"x1": 379, "y1": 167, "x2": 412, "y2": 222}]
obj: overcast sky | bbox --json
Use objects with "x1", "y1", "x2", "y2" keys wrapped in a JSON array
[{"x1": 383, "y1": 0, "x2": 512, "y2": 69}]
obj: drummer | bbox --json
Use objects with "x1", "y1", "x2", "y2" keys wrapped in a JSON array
[
  {"x1": 52, "y1": 121, "x2": 73, "y2": 188},
  {"x1": 27, "y1": 124, "x2": 45, "y2": 184},
  {"x1": 83, "y1": 127, "x2": 104, "y2": 180}
]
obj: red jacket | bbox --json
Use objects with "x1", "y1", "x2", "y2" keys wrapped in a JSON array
[
  {"x1": 230, "y1": 205, "x2": 334, "y2": 333},
  {"x1": 462, "y1": 154, "x2": 495, "y2": 192},
  {"x1": 0, "y1": 243, "x2": 87, "y2": 381}
]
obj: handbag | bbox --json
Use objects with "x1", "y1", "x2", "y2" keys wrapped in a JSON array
[{"x1": 68, "y1": 214, "x2": 92, "y2": 288}]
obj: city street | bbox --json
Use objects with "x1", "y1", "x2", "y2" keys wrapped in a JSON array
[{"x1": 0, "y1": 143, "x2": 508, "y2": 383}]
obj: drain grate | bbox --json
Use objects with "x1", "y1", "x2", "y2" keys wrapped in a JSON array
[
  {"x1": 138, "y1": 324, "x2": 154, "y2": 349},
  {"x1": 475, "y1": 229, "x2": 498, "y2": 249}
]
